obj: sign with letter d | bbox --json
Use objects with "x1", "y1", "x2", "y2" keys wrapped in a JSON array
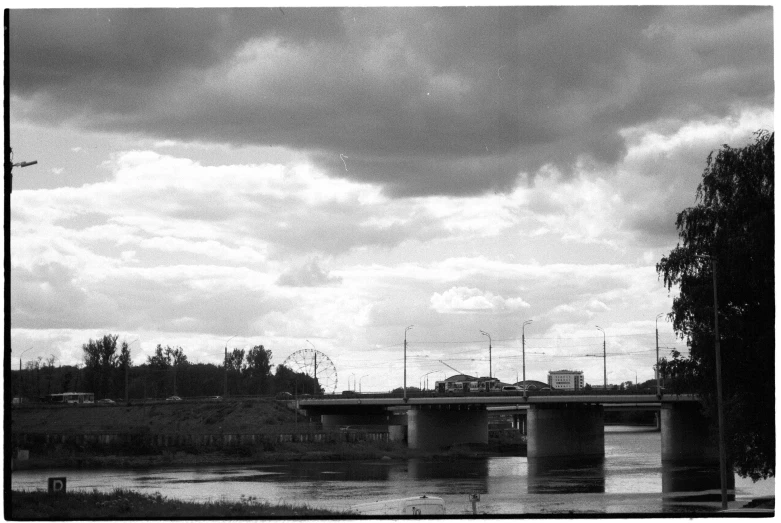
[{"x1": 48, "y1": 477, "x2": 67, "y2": 494}]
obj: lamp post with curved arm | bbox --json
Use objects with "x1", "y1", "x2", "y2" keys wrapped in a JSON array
[
  {"x1": 359, "y1": 375, "x2": 368, "y2": 394},
  {"x1": 480, "y1": 330, "x2": 492, "y2": 379},
  {"x1": 306, "y1": 340, "x2": 318, "y2": 394},
  {"x1": 404, "y1": 325, "x2": 413, "y2": 401},
  {"x1": 595, "y1": 326, "x2": 606, "y2": 389},
  {"x1": 125, "y1": 339, "x2": 139, "y2": 403},
  {"x1": 522, "y1": 320, "x2": 533, "y2": 399},
  {"x1": 420, "y1": 371, "x2": 434, "y2": 391},
  {"x1": 18, "y1": 346, "x2": 34, "y2": 402},
  {"x1": 224, "y1": 335, "x2": 237, "y2": 397}
]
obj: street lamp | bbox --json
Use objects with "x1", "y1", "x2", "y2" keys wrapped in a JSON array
[
  {"x1": 359, "y1": 375, "x2": 368, "y2": 393},
  {"x1": 522, "y1": 320, "x2": 533, "y2": 398},
  {"x1": 124, "y1": 338, "x2": 139, "y2": 403},
  {"x1": 404, "y1": 325, "x2": 413, "y2": 401},
  {"x1": 655, "y1": 314, "x2": 664, "y2": 398},
  {"x1": 349, "y1": 373, "x2": 355, "y2": 391},
  {"x1": 420, "y1": 371, "x2": 434, "y2": 391},
  {"x1": 306, "y1": 340, "x2": 317, "y2": 394},
  {"x1": 595, "y1": 326, "x2": 606, "y2": 389},
  {"x1": 480, "y1": 330, "x2": 492, "y2": 379},
  {"x1": 17, "y1": 346, "x2": 34, "y2": 403},
  {"x1": 4, "y1": 151, "x2": 39, "y2": 406},
  {"x1": 19, "y1": 346, "x2": 34, "y2": 372},
  {"x1": 224, "y1": 335, "x2": 237, "y2": 397},
  {"x1": 6, "y1": 150, "x2": 38, "y2": 194}
]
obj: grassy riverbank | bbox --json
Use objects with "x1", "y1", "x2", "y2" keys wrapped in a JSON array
[
  {"x1": 14, "y1": 435, "x2": 525, "y2": 471},
  {"x1": 10, "y1": 488, "x2": 347, "y2": 519}
]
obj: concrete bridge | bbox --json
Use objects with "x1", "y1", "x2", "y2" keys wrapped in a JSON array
[{"x1": 298, "y1": 394, "x2": 719, "y2": 466}]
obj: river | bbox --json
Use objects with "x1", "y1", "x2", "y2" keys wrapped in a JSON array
[{"x1": 11, "y1": 426, "x2": 774, "y2": 515}]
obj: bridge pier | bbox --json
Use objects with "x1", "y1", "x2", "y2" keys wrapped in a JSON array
[
  {"x1": 407, "y1": 406, "x2": 488, "y2": 450},
  {"x1": 527, "y1": 404, "x2": 604, "y2": 459},
  {"x1": 660, "y1": 403, "x2": 719, "y2": 464}
]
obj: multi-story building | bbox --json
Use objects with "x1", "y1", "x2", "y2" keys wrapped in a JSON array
[{"x1": 547, "y1": 370, "x2": 585, "y2": 391}]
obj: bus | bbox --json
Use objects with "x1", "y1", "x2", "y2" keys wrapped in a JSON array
[{"x1": 47, "y1": 392, "x2": 95, "y2": 404}]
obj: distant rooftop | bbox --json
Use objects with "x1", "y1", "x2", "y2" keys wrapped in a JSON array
[{"x1": 548, "y1": 369, "x2": 583, "y2": 374}]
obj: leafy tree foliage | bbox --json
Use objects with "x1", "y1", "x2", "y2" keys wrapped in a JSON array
[
  {"x1": 20, "y1": 341, "x2": 322, "y2": 401},
  {"x1": 145, "y1": 345, "x2": 189, "y2": 396},
  {"x1": 657, "y1": 131, "x2": 774, "y2": 480},
  {"x1": 274, "y1": 364, "x2": 320, "y2": 395},
  {"x1": 82, "y1": 334, "x2": 128, "y2": 399},
  {"x1": 147, "y1": 344, "x2": 188, "y2": 368},
  {"x1": 246, "y1": 345, "x2": 273, "y2": 394}
]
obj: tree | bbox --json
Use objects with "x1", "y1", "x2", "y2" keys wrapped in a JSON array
[
  {"x1": 146, "y1": 345, "x2": 188, "y2": 397},
  {"x1": 246, "y1": 345, "x2": 272, "y2": 394},
  {"x1": 657, "y1": 131, "x2": 774, "y2": 480},
  {"x1": 83, "y1": 334, "x2": 121, "y2": 398},
  {"x1": 273, "y1": 364, "x2": 318, "y2": 395}
]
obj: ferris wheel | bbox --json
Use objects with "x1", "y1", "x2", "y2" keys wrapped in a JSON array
[{"x1": 282, "y1": 348, "x2": 338, "y2": 394}]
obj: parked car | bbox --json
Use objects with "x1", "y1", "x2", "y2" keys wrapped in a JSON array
[
  {"x1": 166, "y1": 396, "x2": 182, "y2": 401},
  {"x1": 275, "y1": 392, "x2": 293, "y2": 400},
  {"x1": 208, "y1": 396, "x2": 223, "y2": 401},
  {"x1": 97, "y1": 399, "x2": 115, "y2": 404},
  {"x1": 502, "y1": 386, "x2": 522, "y2": 392}
]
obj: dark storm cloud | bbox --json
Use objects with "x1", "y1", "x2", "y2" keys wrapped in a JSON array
[{"x1": 11, "y1": 6, "x2": 773, "y2": 197}]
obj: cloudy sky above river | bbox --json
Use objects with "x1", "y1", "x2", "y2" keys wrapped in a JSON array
[{"x1": 9, "y1": 6, "x2": 774, "y2": 392}]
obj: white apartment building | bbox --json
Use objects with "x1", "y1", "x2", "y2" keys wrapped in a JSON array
[{"x1": 547, "y1": 370, "x2": 585, "y2": 391}]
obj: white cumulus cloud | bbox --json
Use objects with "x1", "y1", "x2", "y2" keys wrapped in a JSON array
[{"x1": 430, "y1": 286, "x2": 530, "y2": 314}]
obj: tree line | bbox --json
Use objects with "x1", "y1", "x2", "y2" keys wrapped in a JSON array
[{"x1": 11, "y1": 336, "x2": 320, "y2": 401}]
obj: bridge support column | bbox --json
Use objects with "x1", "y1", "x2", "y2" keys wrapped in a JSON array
[
  {"x1": 660, "y1": 403, "x2": 718, "y2": 464},
  {"x1": 407, "y1": 407, "x2": 488, "y2": 450},
  {"x1": 527, "y1": 404, "x2": 604, "y2": 459}
]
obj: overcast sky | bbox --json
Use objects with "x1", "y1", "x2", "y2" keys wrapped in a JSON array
[{"x1": 8, "y1": 6, "x2": 774, "y2": 392}]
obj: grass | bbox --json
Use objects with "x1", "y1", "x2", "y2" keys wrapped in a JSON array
[{"x1": 10, "y1": 488, "x2": 348, "y2": 519}]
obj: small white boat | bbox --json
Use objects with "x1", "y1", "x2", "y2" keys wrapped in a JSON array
[{"x1": 351, "y1": 495, "x2": 446, "y2": 515}]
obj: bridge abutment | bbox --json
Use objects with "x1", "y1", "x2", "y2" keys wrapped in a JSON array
[
  {"x1": 527, "y1": 404, "x2": 604, "y2": 459},
  {"x1": 320, "y1": 413, "x2": 391, "y2": 428},
  {"x1": 407, "y1": 407, "x2": 488, "y2": 450}
]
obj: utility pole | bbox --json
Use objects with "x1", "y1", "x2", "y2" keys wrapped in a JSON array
[
  {"x1": 126, "y1": 339, "x2": 137, "y2": 403},
  {"x1": 655, "y1": 313, "x2": 664, "y2": 398},
  {"x1": 522, "y1": 320, "x2": 533, "y2": 399},
  {"x1": 710, "y1": 257, "x2": 728, "y2": 510},
  {"x1": 480, "y1": 330, "x2": 492, "y2": 379},
  {"x1": 404, "y1": 326, "x2": 413, "y2": 400},
  {"x1": 224, "y1": 335, "x2": 237, "y2": 398},
  {"x1": 307, "y1": 340, "x2": 317, "y2": 394},
  {"x1": 224, "y1": 346, "x2": 228, "y2": 397},
  {"x1": 596, "y1": 326, "x2": 606, "y2": 389}
]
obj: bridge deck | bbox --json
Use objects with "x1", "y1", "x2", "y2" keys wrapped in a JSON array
[{"x1": 299, "y1": 394, "x2": 697, "y2": 408}]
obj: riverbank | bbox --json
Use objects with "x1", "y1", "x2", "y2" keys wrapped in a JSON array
[
  {"x1": 10, "y1": 488, "x2": 348, "y2": 519},
  {"x1": 13, "y1": 436, "x2": 525, "y2": 471},
  {"x1": 12, "y1": 400, "x2": 526, "y2": 470}
]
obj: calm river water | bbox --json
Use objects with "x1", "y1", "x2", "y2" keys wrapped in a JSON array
[{"x1": 11, "y1": 426, "x2": 774, "y2": 515}]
